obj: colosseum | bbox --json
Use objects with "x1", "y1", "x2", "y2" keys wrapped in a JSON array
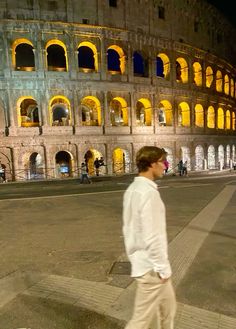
[{"x1": 0, "y1": 0, "x2": 236, "y2": 181}]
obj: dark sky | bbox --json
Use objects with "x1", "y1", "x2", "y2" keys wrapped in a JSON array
[{"x1": 206, "y1": 0, "x2": 236, "y2": 27}]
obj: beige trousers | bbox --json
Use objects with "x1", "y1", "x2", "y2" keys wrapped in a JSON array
[{"x1": 125, "y1": 271, "x2": 176, "y2": 329}]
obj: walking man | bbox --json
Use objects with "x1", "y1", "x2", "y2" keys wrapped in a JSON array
[
  {"x1": 122, "y1": 146, "x2": 176, "y2": 329},
  {"x1": 80, "y1": 162, "x2": 92, "y2": 184}
]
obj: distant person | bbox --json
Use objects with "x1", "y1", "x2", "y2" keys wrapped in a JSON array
[
  {"x1": 99, "y1": 157, "x2": 105, "y2": 167},
  {"x1": 164, "y1": 159, "x2": 169, "y2": 174},
  {"x1": 182, "y1": 161, "x2": 188, "y2": 176},
  {"x1": 0, "y1": 162, "x2": 6, "y2": 182},
  {"x1": 123, "y1": 146, "x2": 176, "y2": 329},
  {"x1": 94, "y1": 158, "x2": 100, "y2": 176},
  {"x1": 80, "y1": 162, "x2": 92, "y2": 184},
  {"x1": 178, "y1": 160, "x2": 183, "y2": 176}
]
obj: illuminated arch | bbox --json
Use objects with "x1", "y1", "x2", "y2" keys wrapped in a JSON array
[
  {"x1": 226, "y1": 110, "x2": 231, "y2": 129},
  {"x1": 136, "y1": 98, "x2": 152, "y2": 126},
  {"x1": 216, "y1": 70, "x2": 223, "y2": 92},
  {"x1": 195, "y1": 145, "x2": 204, "y2": 170},
  {"x1": 218, "y1": 145, "x2": 224, "y2": 169},
  {"x1": 163, "y1": 147, "x2": 173, "y2": 170},
  {"x1": 176, "y1": 57, "x2": 188, "y2": 83},
  {"x1": 46, "y1": 39, "x2": 68, "y2": 71},
  {"x1": 193, "y1": 62, "x2": 202, "y2": 86},
  {"x1": 49, "y1": 95, "x2": 71, "y2": 126},
  {"x1": 178, "y1": 102, "x2": 190, "y2": 127},
  {"x1": 226, "y1": 145, "x2": 230, "y2": 167},
  {"x1": 232, "y1": 112, "x2": 236, "y2": 130},
  {"x1": 16, "y1": 96, "x2": 39, "y2": 127},
  {"x1": 217, "y1": 108, "x2": 224, "y2": 129},
  {"x1": 158, "y1": 100, "x2": 173, "y2": 126},
  {"x1": 224, "y1": 74, "x2": 230, "y2": 95},
  {"x1": 156, "y1": 53, "x2": 170, "y2": 78},
  {"x1": 207, "y1": 106, "x2": 215, "y2": 128},
  {"x1": 81, "y1": 96, "x2": 102, "y2": 126},
  {"x1": 230, "y1": 78, "x2": 234, "y2": 97},
  {"x1": 194, "y1": 104, "x2": 204, "y2": 127},
  {"x1": 84, "y1": 148, "x2": 104, "y2": 176},
  {"x1": 180, "y1": 146, "x2": 191, "y2": 170},
  {"x1": 55, "y1": 150, "x2": 74, "y2": 178},
  {"x1": 78, "y1": 41, "x2": 98, "y2": 72},
  {"x1": 112, "y1": 148, "x2": 130, "y2": 174},
  {"x1": 208, "y1": 145, "x2": 216, "y2": 169},
  {"x1": 12, "y1": 38, "x2": 35, "y2": 71},
  {"x1": 206, "y1": 66, "x2": 213, "y2": 88},
  {"x1": 107, "y1": 45, "x2": 126, "y2": 74},
  {"x1": 110, "y1": 97, "x2": 128, "y2": 126}
]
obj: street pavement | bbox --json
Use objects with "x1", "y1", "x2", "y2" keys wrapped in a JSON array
[{"x1": 0, "y1": 170, "x2": 235, "y2": 328}]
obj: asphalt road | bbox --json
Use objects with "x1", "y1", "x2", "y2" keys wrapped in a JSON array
[{"x1": 0, "y1": 173, "x2": 235, "y2": 328}]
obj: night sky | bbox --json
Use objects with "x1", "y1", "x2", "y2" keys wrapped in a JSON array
[{"x1": 206, "y1": 0, "x2": 236, "y2": 27}]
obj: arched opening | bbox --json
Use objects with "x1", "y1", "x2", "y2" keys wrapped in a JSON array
[
  {"x1": 78, "y1": 42, "x2": 98, "y2": 72},
  {"x1": 181, "y1": 146, "x2": 191, "y2": 171},
  {"x1": 156, "y1": 53, "x2": 170, "y2": 78},
  {"x1": 193, "y1": 62, "x2": 202, "y2": 86},
  {"x1": 46, "y1": 40, "x2": 68, "y2": 71},
  {"x1": 195, "y1": 145, "x2": 204, "y2": 170},
  {"x1": 29, "y1": 152, "x2": 44, "y2": 179},
  {"x1": 55, "y1": 151, "x2": 72, "y2": 178},
  {"x1": 232, "y1": 112, "x2": 236, "y2": 130},
  {"x1": 207, "y1": 106, "x2": 215, "y2": 128},
  {"x1": 158, "y1": 100, "x2": 173, "y2": 126},
  {"x1": 226, "y1": 110, "x2": 231, "y2": 129},
  {"x1": 133, "y1": 51, "x2": 148, "y2": 77},
  {"x1": 176, "y1": 57, "x2": 188, "y2": 83},
  {"x1": 107, "y1": 45, "x2": 125, "y2": 74},
  {"x1": 17, "y1": 97, "x2": 39, "y2": 127},
  {"x1": 110, "y1": 97, "x2": 128, "y2": 126},
  {"x1": 194, "y1": 104, "x2": 204, "y2": 127},
  {"x1": 112, "y1": 148, "x2": 130, "y2": 174},
  {"x1": 163, "y1": 147, "x2": 173, "y2": 171},
  {"x1": 207, "y1": 145, "x2": 215, "y2": 169},
  {"x1": 50, "y1": 96, "x2": 71, "y2": 126},
  {"x1": 224, "y1": 74, "x2": 230, "y2": 95},
  {"x1": 216, "y1": 70, "x2": 223, "y2": 92},
  {"x1": 230, "y1": 78, "x2": 234, "y2": 97},
  {"x1": 217, "y1": 108, "x2": 224, "y2": 129},
  {"x1": 218, "y1": 145, "x2": 224, "y2": 170},
  {"x1": 136, "y1": 98, "x2": 152, "y2": 126},
  {"x1": 232, "y1": 145, "x2": 235, "y2": 162},
  {"x1": 226, "y1": 145, "x2": 230, "y2": 168},
  {"x1": 83, "y1": 148, "x2": 104, "y2": 176},
  {"x1": 178, "y1": 102, "x2": 190, "y2": 127},
  {"x1": 80, "y1": 96, "x2": 101, "y2": 126},
  {"x1": 206, "y1": 66, "x2": 213, "y2": 88},
  {"x1": 12, "y1": 39, "x2": 35, "y2": 71}
]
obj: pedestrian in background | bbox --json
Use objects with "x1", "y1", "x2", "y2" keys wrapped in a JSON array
[
  {"x1": 177, "y1": 160, "x2": 183, "y2": 176},
  {"x1": 80, "y1": 162, "x2": 92, "y2": 184},
  {"x1": 122, "y1": 146, "x2": 176, "y2": 329},
  {"x1": 182, "y1": 161, "x2": 188, "y2": 176},
  {"x1": 164, "y1": 159, "x2": 169, "y2": 174}
]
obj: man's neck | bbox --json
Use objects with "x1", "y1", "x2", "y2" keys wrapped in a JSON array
[{"x1": 139, "y1": 171, "x2": 154, "y2": 181}]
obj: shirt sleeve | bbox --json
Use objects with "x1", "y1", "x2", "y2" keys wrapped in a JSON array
[{"x1": 140, "y1": 190, "x2": 172, "y2": 279}]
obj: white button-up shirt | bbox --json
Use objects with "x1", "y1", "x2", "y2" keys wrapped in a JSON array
[{"x1": 123, "y1": 176, "x2": 172, "y2": 279}]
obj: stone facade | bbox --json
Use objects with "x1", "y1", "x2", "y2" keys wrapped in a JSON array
[{"x1": 0, "y1": 0, "x2": 236, "y2": 181}]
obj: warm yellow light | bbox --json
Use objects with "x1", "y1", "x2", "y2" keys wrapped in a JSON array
[
  {"x1": 78, "y1": 41, "x2": 98, "y2": 72},
  {"x1": 158, "y1": 100, "x2": 173, "y2": 126},
  {"x1": 16, "y1": 96, "x2": 36, "y2": 127},
  {"x1": 108, "y1": 45, "x2": 126, "y2": 74},
  {"x1": 110, "y1": 97, "x2": 128, "y2": 126},
  {"x1": 81, "y1": 96, "x2": 102, "y2": 126},
  {"x1": 207, "y1": 106, "x2": 215, "y2": 128},
  {"x1": 224, "y1": 74, "x2": 230, "y2": 95},
  {"x1": 226, "y1": 110, "x2": 231, "y2": 129},
  {"x1": 216, "y1": 70, "x2": 223, "y2": 92},
  {"x1": 217, "y1": 108, "x2": 224, "y2": 129},
  {"x1": 49, "y1": 95, "x2": 71, "y2": 126},
  {"x1": 195, "y1": 104, "x2": 204, "y2": 127},
  {"x1": 137, "y1": 98, "x2": 152, "y2": 126},
  {"x1": 178, "y1": 102, "x2": 190, "y2": 127},
  {"x1": 206, "y1": 66, "x2": 213, "y2": 88},
  {"x1": 12, "y1": 38, "x2": 34, "y2": 69},
  {"x1": 176, "y1": 57, "x2": 188, "y2": 83},
  {"x1": 193, "y1": 62, "x2": 202, "y2": 86},
  {"x1": 157, "y1": 53, "x2": 170, "y2": 78},
  {"x1": 45, "y1": 39, "x2": 68, "y2": 71}
]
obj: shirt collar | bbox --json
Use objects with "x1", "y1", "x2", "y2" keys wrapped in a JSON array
[{"x1": 134, "y1": 176, "x2": 158, "y2": 189}]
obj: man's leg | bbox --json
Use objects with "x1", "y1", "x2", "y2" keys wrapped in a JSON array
[
  {"x1": 125, "y1": 271, "x2": 176, "y2": 329},
  {"x1": 158, "y1": 280, "x2": 176, "y2": 329}
]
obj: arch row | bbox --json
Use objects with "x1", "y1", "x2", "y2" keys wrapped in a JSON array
[
  {"x1": 10, "y1": 38, "x2": 236, "y2": 100},
  {"x1": 1, "y1": 143, "x2": 235, "y2": 182}
]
